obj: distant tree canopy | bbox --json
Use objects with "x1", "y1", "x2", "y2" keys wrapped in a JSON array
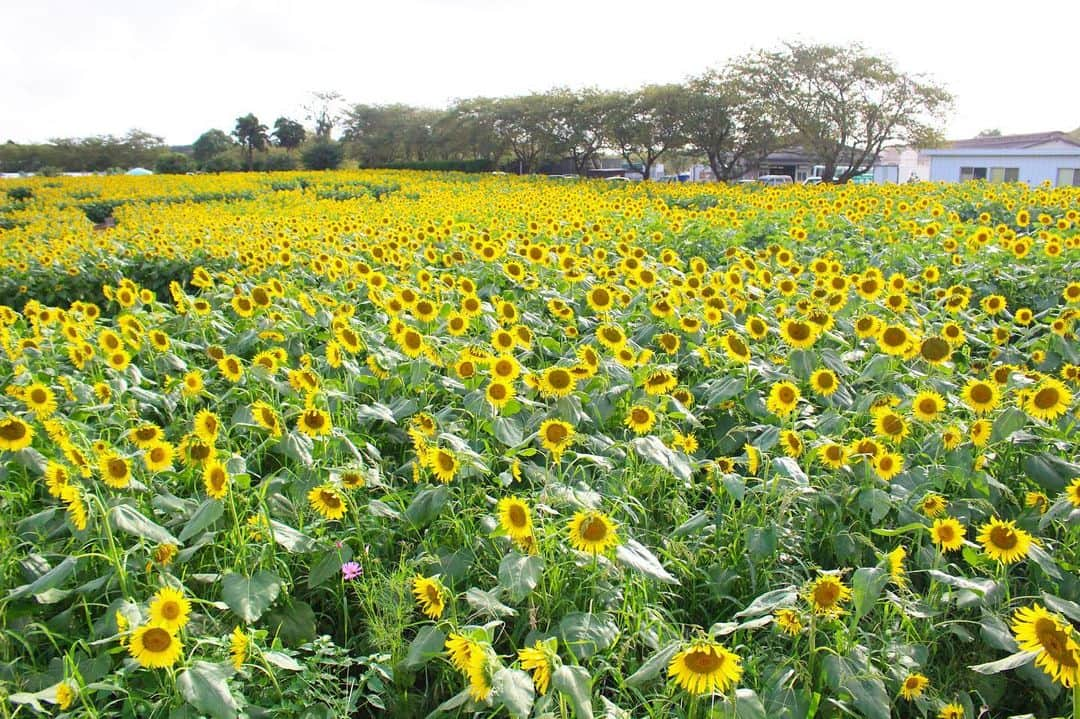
[{"x1": 1, "y1": 41, "x2": 951, "y2": 179}]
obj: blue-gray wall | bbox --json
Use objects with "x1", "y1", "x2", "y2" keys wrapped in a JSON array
[{"x1": 927, "y1": 151, "x2": 1080, "y2": 185}]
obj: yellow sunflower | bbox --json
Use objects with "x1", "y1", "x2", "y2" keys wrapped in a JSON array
[
  {"x1": 805, "y1": 574, "x2": 851, "y2": 617},
  {"x1": 23, "y1": 382, "x2": 57, "y2": 417},
  {"x1": 485, "y1": 380, "x2": 515, "y2": 410},
  {"x1": 230, "y1": 626, "x2": 249, "y2": 671},
  {"x1": 538, "y1": 419, "x2": 574, "y2": 460},
  {"x1": 203, "y1": 459, "x2": 230, "y2": 500},
  {"x1": 517, "y1": 640, "x2": 555, "y2": 694},
  {"x1": 1024, "y1": 379, "x2": 1072, "y2": 421},
  {"x1": 497, "y1": 496, "x2": 533, "y2": 542},
  {"x1": 426, "y1": 447, "x2": 459, "y2": 483},
  {"x1": 308, "y1": 484, "x2": 347, "y2": 520},
  {"x1": 779, "y1": 319, "x2": 817, "y2": 349},
  {"x1": 149, "y1": 587, "x2": 191, "y2": 632},
  {"x1": 567, "y1": 510, "x2": 619, "y2": 554},
  {"x1": 642, "y1": 370, "x2": 678, "y2": 396},
  {"x1": 98, "y1": 453, "x2": 132, "y2": 489},
  {"x1": 193, "y1": 409, "x2": 221, "y2": 444},
  {"x1": 296, "y1": 408, "x2": 332, "y2": 438},
  {"x1": 977, "y1": 517, "x2": 1031, "y2": 564},
  {"x1": 912, "y1": 390, "x2": 945, "y2": 422},
  {"x1": 775, "y1": 608, "x2": 803, "y2": 636},
  {"x1": 873, "y1": 451, "x2": 904, "y2": 481},
  {"x1": 143, "y1": 441, "x2": 175, "y2": 473},
  {"x1": 961, "y1": 380, "x2": 1000, "y2": 415},
  {"x1": 624, "y1": 405, "x2": 657, "y2": 435},
  {"x1": 1011, "y1": 604, "x2": 1080, "y2": 687},
  {"x1": 412, "y1": 575, "x2": 447, "y2": 619},
  {"x1": 0, "y1": 415, "x2": 34, "y2": 452},
  {"x1": 899, "y1": 672, "x2": 929, "y2": 700},
  {"x1": 930, "y1": 517, "x2": 966, "y2": 552},
  {"x1": 250, "y1": 401, "x2": 283, "y2": 437},
  {"x1": 809, "y1": 369, "x2": 839, "y2": 397},
  {"x1": 667, "y1": 640, "x2": 743, "y2": 696},
  {"x1": 1066, "y1": 478, "x2": 1080, "y2": 508},
  {"x1": 766, "y1": 381, "x2": 800, "y2": 418},
  {"x1": 539, "y1": 366, "x2": 577, "y2": 398},
  {"x1": 128, "y1": 624, "x2": 183, "y2": 669}
]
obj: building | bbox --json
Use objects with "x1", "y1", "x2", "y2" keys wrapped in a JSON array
[
  {"x1": 923, "y1": 131, "x2": 1080, "y2": 186},
  {"x1": 873, "y1": 146, "x2": 930, "y2": 183}
]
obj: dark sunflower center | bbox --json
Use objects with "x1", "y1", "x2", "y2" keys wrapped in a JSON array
[
  {"x1": 548, "y1": 370, "x2": 571, "y2": 389},
  {"x1": 142, "y1": 627, "x2": 173, "y2": 652},
  {"x1": 683, "y1": 648, "x2": 723, "y2": 674},
  {"x1": 788, "y1": 322, "x2": 810, "y2": 340},
  {"x1": 0, "y1": 421, "x2": 27, "y2": 441},
  {"x1": 882, "y1": 327, "x2": 906, "y2": 346},
  {"x1": 107, "y1": 459, "x2": 127, "y2": 478},
  {"x1": 161, "y1": 601, "x2": 180, "y2": 620},
  {"x1": 508, "y1": 504, "x2": 527, "y2": 528},
  {"x1": 728, "y1": 337, "x2": 747, "y2": 355},
  {"x1": 989, "y1": 526, "x2": 1017, "y2": 550},
  {"x1": 304, "y1": 412, "x2": 325, "y2": 430},
  {"x1": 580, "y1": 517, "x2": 608, "y2": 542},
  {"x1": 814, "y1": 583, "x2": 839, "y2": 607},
  {"x1": 970, "y1": 384, "x2": 992, "y2": 404},
  {"x1": 1033, "y1": 387, "x2": 1060, "y2": 409},
  {"x1": 778, "y1": 387, "x2": 795, "y2": 404},
  {"x1": 546, "y1": 425, "x2": 568, "y2": 444},
  {"x1": 320, "y1": 491, "x2": 341, "y2": 509}
]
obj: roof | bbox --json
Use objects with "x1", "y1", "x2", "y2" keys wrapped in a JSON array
[{"x1": 946, "y1": 131, "x2": 1080, "y2": 150}]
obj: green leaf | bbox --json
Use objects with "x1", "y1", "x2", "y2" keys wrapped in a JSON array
[
  {"x1": 552, "y1": 665, "x2": 593, "y2": 719},
  {"x1": 772, "y1": 457, "x2": 807, "y2": 486},
  {"x1": 870, "y1": 522, "x2": 926, "y2": 537},
  {"x1": 1042, "y1": 593, "x2": 1080, "y2": 624},
  {"x1": 179, "y1": 499, "x2": 224, "y2": 542},
  {"x1": 558, "y1": 612, "x2": 619, "y2": 659},
  {"x1": 278, "y1": 431, "x2": 313, "y2": 467},
  {"x1": 307, "y1": 545, "x2": 352, "y2": 589},
  {"x1": 493, "y1": 416, "x2": 524, "y2": 447},
  {"x1": 403, "y1": 625, "x2": 446, "y2": 670},
  {"x1": 1024, "y1": 453, "x2": 1080, "y2": 493},
  {"x1": 405, "y1": 486, "x2": 449, "y2": 528},
  {"x1": 857, "y1": 488, "x2": 891, "y2": 523},
  {"x1": 110, "y1": 504, "x2": 180, "y2": 545},
  {"x1": 926, "y1": 570, "x2": 996, "y2": 596},
  {"x1": 788, "y1": 350, "x2": 815, "y2": 380},
  {"x1": 177, "y1": 661, "x2": 238, "y2": 719},
  {"x1": 615, "y1": 539, "x2": 680, "y2": 585},
  {"x1": 745, "y1": 526, "x2": 777, "y2": 560},
  {"x1": 7, "y1": 556, "x2": 77, "y2": 600},
  {"x1": 625, "y1": 641, "x2": 681, "y2": 687},
  {"x1": 269, "y1": 520, "x2": 316, "y2": 553},
  {"x1": 631, "y1": 436, "x2": 691, "y2": 481},
  {"x1": 262, "y1": 651, "x2": 302, "y2": 671},
  {"x1": 1027, "y1": 543, "x2": 1061, "y2": 579},
  {"x1": 969, "y1": 650, "x2": 1037, "y2": 674},
  {"x1": 356, "y1": 402, "x2": 397, "y2": 424},
  {"x1": 465, "y1": 588, "x2": 517, "y2": 618},
  {"x1": 991, "y1": 407, "x2": 1027, "y2": 442},
  {"x1": 493, "y1": 667, "x2": 534, "y2": 718},
  {"x1": 221, "y1": 571, "x2": 281, "y2": 623},
  {"x1": 265, "y1": 600, "x2": 317, "y2": 646},
  {"x1": 718, "y1": 688, "x2": 767, "y2": 719},
  {"x1": 851, "y1": 567, "x2": 888, "y2": 621},
  {"x1": 498, "y1": 552, "x2": 544, "y2": 603},
  {"x1": 735, "y1": 587, "x2": 797, "y2": 618}
]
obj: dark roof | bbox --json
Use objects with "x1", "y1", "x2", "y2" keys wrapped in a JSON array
[{"x1": 948, "y1": 131, "x2": 1080, "y2": 150}]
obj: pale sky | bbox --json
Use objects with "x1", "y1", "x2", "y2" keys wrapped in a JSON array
[{"x1": 4, "y1": 0, "x2": 1079, "y2": 145}]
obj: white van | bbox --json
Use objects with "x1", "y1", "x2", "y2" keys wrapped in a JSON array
[{"x1": 757, "y1": 175, "x2": 793, "y2": 187}]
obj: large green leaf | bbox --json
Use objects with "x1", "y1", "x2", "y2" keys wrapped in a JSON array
[
  {"x1": 493, "y1": 668, "x2": 534, "y2": 718},
  {"x1": 403, "y1": 625, "x2": 446, "y2": 671},
  {"x1": 110, "y1": 504, "x2": 179, "y2": 545},
  {"x1": 615, "y1": 539, "x2": 679, "y2": 585},
  {"x1": 177, "y1": 661, "x2": 238, "y2": 719},
  {"x1": 405, "y1": 486, "x2": 449, "y2": 528},
  {"x1": 552, "y1": 665, "x2": 593, "y2": 719},
  {"x1": 179, "y1": 499, "x2": 224, "y2": 542},
  {"x1": 498, "y1": 552, "x2": 544, "y2": 603},
  {"x1": 265, "y1": 600, "x2": 317, "y2": 646},
  {"x1": 970, "y1": 650, "x2": 1037, "y2": 675},
  {"x1": 851, "y1": 567, "x2": 888, "y2": 621},
  {"x1": 631, "y1": 436, "x2": 692, "y2": 481},
  {"x1": 221, "y1": 571, "x2": 281, "y2": 623},
  {"x1": 558, "y1": 612, "x2": 619, "y2": 659},
  {"x1": 624, "y1": 641, "x2": 680, "y2": 687}
]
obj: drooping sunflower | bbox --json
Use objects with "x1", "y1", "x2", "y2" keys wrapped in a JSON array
[
  {"x1": 899, "y1": 672, "x2": 929, "y2": 700},
  {"x1": 203, "y1": 459, "x2": 230, "y2": 500},
  {"x1": 1024, "y1": 379, "x2": 1072, "y2": 421},
  {"x1": 667, "y1": 639, "x2": 743, "y2": 696},
  {"x1": 250, "y1": 401, "x2": 283, "y2": 437},
  {"x1": 412, "y1": 575, "x2": 447, "y2": 619},
  {"x1": 567, "y1": 510, "x2": 619, "y2": 554},
  {"x1": 517, "y1": 640, "x2": 555, "y2": 694},
  {"x1": 977, "y1": 517, "x2": 1031, "y2": 564},
  {"x1": 193, "y1": 409, "x2": 221, "y2": 444},
  {"x1": 805, "y1": 574, "x2": 851, "y2": 617},
  {"x1": 775, "y1": 608, "x2": 803, "y2": 636},
  {"x1": 129, "y1": 423, "x2": 164, "y2": 449},
  {"x1": 426, "y1": 447, "x2": 459, "y2": 483},
  {"x1": 887, "y1": 546, "x2": 907, "y2": 586},
  {"x1": 1011, "y1": 604, "x2": 1080, "y2": 687},
  {"x1": 938, "y1": 702, "x2": 964, "y2": 719},
  {"x1": 149, "y1": 587, "x2": 191, "y2": 632},
  {"x1": 229, "y1": 626, "x2": 249, "y2": 671},
  {"x1": 1066, "y1": 478, "x2": 1080, "y2": 508},
  {"x1": 0, "y1": 415, "x2": 34, "y2": 452},
  {"x1": 624, "y1": 405, "x2": 657, "y2": 435},
  {"x1": 128, "y1": 624, "x2": 183, "y2": 669},
  {"x1": 961, "y1": 379, "x2": 1000, "y2": 415},
  {"x1": 766, "y1": 381, "x2": 800, "y2": 418},
  {"x1": 720, "y1": 331, "x2": 750, "y2": 363},
  {"x1": 930, "y1": 517, "x2": 966, "y2": 552},
  {"x1": 296, "y1": 408, "x2": 332, "y2": 438},
  {"x1": 642, "y1": 370, "x2": 678, "y2": 396},
  {"x1": 497, "y1": 496, "x2": 533, "y2": 542},
  {"x1": 538, "y1": 419, "x2": 574, "y2": 460},
  {"x1": 308, "y1": 484, "x2": 347, "y2": 520}
]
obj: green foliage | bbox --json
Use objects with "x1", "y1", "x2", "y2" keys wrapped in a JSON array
[
  {"x1": 301, "y1": 142, "x2": 345, "y2": 171},
  {"x1": 155, "y1": 152, "x2": 193, "y2": 174}
]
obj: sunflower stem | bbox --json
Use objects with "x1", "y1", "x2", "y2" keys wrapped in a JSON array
[{"x1": 1073, "y1": 681, "x2": 1079, "y2": 719}]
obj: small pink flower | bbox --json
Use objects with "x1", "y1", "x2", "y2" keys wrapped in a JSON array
[{"x1": 341, "y1": 561, "x2": 362, "y2": 581}]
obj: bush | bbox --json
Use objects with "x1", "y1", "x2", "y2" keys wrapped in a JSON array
[
  {"x1": 365, "y1": 159, "x2": 495, "y2": 173},
  {"x1": 155, "y1": 152, "x2": 193, "y2": 175},
  {"x1": 302, "y1": 142, "x2": 345, "y2": 171},
  {"x1": 201, "y1": 153, "x2": 242, "y2": 173},
  {"x1": 259, "y1": 153, "x2": 299, "y2": 172},
  {"x1": 6, "y1": 186, "x2": 33, "y2": 201}
]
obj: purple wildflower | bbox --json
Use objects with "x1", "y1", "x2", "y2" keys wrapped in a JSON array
[{"x1": 341, "y1": 561, "x2": 363, "y2": 581}]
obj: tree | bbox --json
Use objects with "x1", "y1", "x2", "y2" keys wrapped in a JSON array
[
  {"x1": 977, "y1": 128, "x2": 1002, "y2": 137},
  {"x1": 541, "y1": 88, "x2": 617, "y2": 175},
  {"x1": 272, "y1": 117, "x2": 306, "y2": 152},
  {"x1": 233, "y1": 114, "x2": 269, "y2": 171},
  {"x1": 302, "y1": 142, "x2": 344, "y2": 170},
  {"x1": 192, "y1": 129, "x2": 234, "y2": 164},
  {"x1": 492, "y1": 94, "x2": 559, "y2": 174},
  {"x1": 682, "y1": 71, "x2": 776, "y2": 181},
  {"x1": 305, "y1": 91, "x2": 343, "y2": 141},
  {"x1": 155, "y1": 152, "x2": 192, "y2": 174},
  {"x1": 436, "y1": 97, "x2": 505, "y2": 163},
  {"x1": 731, "y1": 42, "x2": 951, "y2": 182},
  {"x1": 602, "y1": 85, "x2": 687, "y2": 181}
]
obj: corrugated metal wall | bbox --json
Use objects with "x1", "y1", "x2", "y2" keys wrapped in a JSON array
[{"x1": 929, "y1": 154, "x2": 1080, "y2": 185}]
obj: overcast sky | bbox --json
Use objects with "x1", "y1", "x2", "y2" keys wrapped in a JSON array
[{"x1": 4, "y1": 0, "x2": 1079, "y2": 145}]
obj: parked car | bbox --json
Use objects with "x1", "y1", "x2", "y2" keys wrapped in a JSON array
[
  {"x1": 803, "y1": 176, "x2": 824, "y2": 185},
  {"x1": 757, "y1": 175, "x2": 793, "y2": 187}
]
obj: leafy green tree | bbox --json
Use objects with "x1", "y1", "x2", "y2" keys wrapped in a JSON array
[
  {"x1": 731, "y1": 42, "x2": 951, "y2": 182},
  {"x1": 233, "y1": 114, "x2": 270, "y2": 171},
  {"x1": 305, "y1": 91, "x2": 343, "y2": 141},
  {"x1": 541, "y1": 88, "x2": 617, "y2": 175},
  {"x1": 272, "y1": 118, "x2": 306, "y2": 152},
  {"x1": 602, "y1": 86, "x2": 687, "y2": 181},
  {"x1": 192, "y1": 129, "x2": 234, "y2": 164},
  {"x1": 682, "y1": 70, "x2": 776, "y2": 181},
  {"x1": 302, "y1": 141, "x2": 344, "y2": 170},
  {"x1": 155, "y1": 152, "x2": 192, "y2": 174}
]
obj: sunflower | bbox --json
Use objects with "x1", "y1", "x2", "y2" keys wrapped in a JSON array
[
  {"x1": 899, "y1": 673, "x2": 929, "y2": 700},
  {"x1": 720, "y1": 331, "x2": 750, "y2": 363},
  {"x1": 667, "y1": 640, "x2": 743, "y2": 696},
  {"x1": 809, "y1": 369, "x2": 839, "y2": 396},
  {"x1": 149, "y1": 587, "x2": 191, "y2": 632},
  {"x1": 538, "y1": 419, "x2": 574, "y2": 460},
  {"x1": 308, "y1": 484, "x2": 347, "y2": 520},
  {"x1": 1066, "y1": 478, "x2": 1080, "y2": 508},
  {"x1": 920, "y1": 336, "x2": 952, "y2": 364},
  {"x1": 129, "y1": 423, "x2": 163, "y2": 449},
  {"x1": 54, "y1": 681, "x2": 76, "y2": 710},
  {"x1": 818, "y1": 442, "x2": 848, "y2": 469},
  {"x1": 779, "y1": 319, "x2": 817, "y2": 349},
  {"x1": 251, "y1": 401, "x2": 283, "y2": 437},
  {"x1": 780, "y1": 429, "x2": 803, "y2": 458},
  {"x1": 497, "y1": 496, "x2": 533, "y2": 542},
  {"x1": 977, "y1": 517, "x2": 1031, "y2": 564},
  {"x1": 969, "y1": 419, "x2": 991, "y2": 447},
  {"x1": 296, "y1": 408, "x2": 332, "y2": 438},
  {"x1": 919, "y1": 493, "x2": 948, "y2": 517},
  {"x1": 427, "y1": 447, "x2": 459, "y2": 483},
  {"x1": 181, "y1": 370, "x2": 204, "y2": 398},
  {"x1": 485, "y1": 380, "x2": 515, "y2": 409},
  {"x1": 0, "y1": 415, "x2": 34, "y2": 452},
  {"x1": 913, "y1": 390, "x2": 945, "y2": 422},
  {"x1": 887, "y1": 546, "x2": 907, "y2": 586},
  {"x1": 229, "y1": 626, "x2": 249, "y2": 671},
  {"x1": 568, "y1": 510, "x2": 619, "y2": 554},
  {"x1": 586, "y1": 284, "x2": 615, "y2": 313},
  {"x1": 624, "y1": 405, "x2": 657, "y2": 435},
  {"x1": 23, "y1": 382, "x2": 57, "y2": 417},
  {"x1": 930, "y1": 517, "x2": 966, "y2": 552},
  {"x1": 217, "y1": 354, "x2": 244, "y2": 383},
  {"x1": 1024, "y1": 379, "x2": 1072, "y2": 421},
  {"x1": 517, "y1": 640, "x2": 554, "y2": 694},
  {"x1": 412, "y1": 575, "x2": 446, "y2": 619},
  {"x1": 143, "y1": 441, "x2": 175, "y2": 473},
  {"x1": 766, "y1": 381, "x2": 800, "y2": 418},
  {"x1": 642, "y1": 370, "x2": 677, "y2": 396},
  {"x1": 1011, "y1": 604, "x2": 1080, "y2": 687},
  {"x1": 203, "y1": 460, "x2": 229, "y2": 500},
  {"x1": 873, "y1": 451, "x2": 903, "y2": 481},
  {"x1": 961, "y1": 379, "x2": 1000, "y2": 414},
  {"x1": 805, "y1": 574, "x2": 851, "y2": 617},
  {"x1": 193, "y1": 409, "x2": 221, "y2": 444},
  {"x1": 596, "y1": 323, "x2": 627, "y2": 350},
  {"x1": 128, "y1": 624, "x2": 183, "y2": 669},
  {"x1": 775, "y1": 608, "x2": 803, "y2": 636},
  {"x1": 539, "y1": 367, "x2": 577, "y2": 398},
  {"x1": 98, "y1": 453, "x2": 132, "y2": 489},
  {"x1": 877, "y1": 325, "x2": 912, "y2": 356}
]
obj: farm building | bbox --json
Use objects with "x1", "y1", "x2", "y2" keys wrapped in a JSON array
[{"x1": 923, "y1": 131, "x2": 1080, "y2": 186}]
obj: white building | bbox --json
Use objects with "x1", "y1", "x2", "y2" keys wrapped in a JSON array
[{"x1": 923, "y1": 131, "x2": 1080, "y2": 186}]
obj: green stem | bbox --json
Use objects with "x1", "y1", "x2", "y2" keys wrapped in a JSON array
[
  {"x1": 1073, "y1": 681, "x2": 1079, "y2": 719},
  {"x1": 90, "y1": 493, "x2": 130, "y2": 597}
]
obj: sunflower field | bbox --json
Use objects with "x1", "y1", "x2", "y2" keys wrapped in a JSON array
[{"x1": 1, "y1": 171, "x2": 1079, "y2": 719}]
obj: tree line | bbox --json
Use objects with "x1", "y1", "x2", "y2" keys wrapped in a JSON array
[{"x1": 2, "y1": 42, "x2": 951, "y2": 182}]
